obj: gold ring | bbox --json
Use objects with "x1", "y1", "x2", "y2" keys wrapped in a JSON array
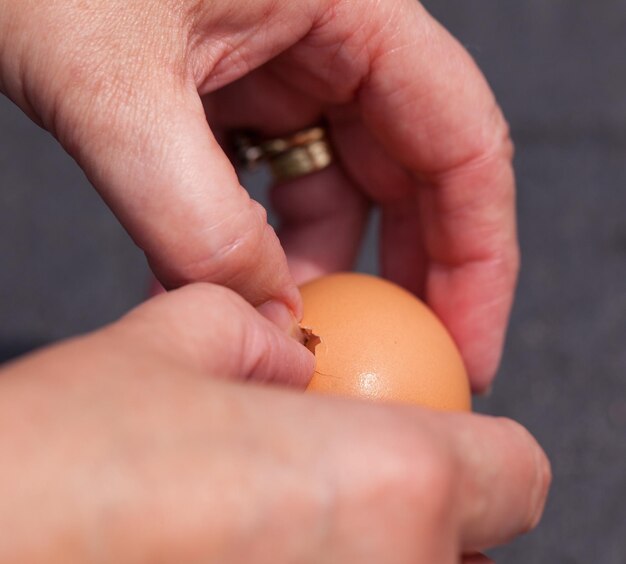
[{"x1": 232, "y1": 126, "x2": 334, "y2": 182}]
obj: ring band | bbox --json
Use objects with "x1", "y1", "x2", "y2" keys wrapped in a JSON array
[{"x1": 232, "y1": 126, "x2": 334, "y2": 182}]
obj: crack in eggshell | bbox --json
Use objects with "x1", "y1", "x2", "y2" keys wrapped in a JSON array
[{"x1": 301, "y1": 326, "x2": 321, "y2": 354}]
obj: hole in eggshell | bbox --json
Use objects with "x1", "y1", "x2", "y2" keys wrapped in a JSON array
[{"x1": 301, "y1": 326, "x2": 321, "y2": 355}]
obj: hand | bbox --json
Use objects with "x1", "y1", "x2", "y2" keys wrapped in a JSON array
[
  {"x1": 0, "y1": 285, "x2": 549, "y2": 563},
  {"x1": 0, "y1": 0, "x2": 517, "y2": 390}
]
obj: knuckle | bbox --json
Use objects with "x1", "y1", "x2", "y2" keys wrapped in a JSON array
[
  {"x1": 501, "y1": 131, "x2": 516, "y2": 162},
  {"x1": 492, "y1": 244, "x2": 520, "y2": 291},
  {"x1": 485, "y1": 103, "x2": 514, "y2": 161},
  {"x1": 172, "y1": 197, "x2": 272, "y2": 287},
  {"x1": 406, "y1": 442, "x2": 457, "y2": 516},
  {"x1": 172, "y1": 282, "x2": 243, "y2": 310},
  {"x1": 507, "y1": 243, "x2": 522, "y2": 283},
  {"x1": 372, "y1": 424, "x2": 457, "y2": 517}
]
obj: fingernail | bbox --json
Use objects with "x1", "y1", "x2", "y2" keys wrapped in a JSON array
[
  {"x1": 475, "y1": 384, "x2": 493, "y2": 398},
  {"x1": 507, "y1": 420, "x2": 552, "y2": 532},
  {"x1": 148, "y1": 277, "x2": 166, "y2": 297},
  {"x1": 462, "y1": 554, "x2": 493, "y2": 564},
  {"x1": 529, "y1": 444, "x2": 552, "y2": 530},
  {"x1": 257, "y1": 300, "x2": 306, "y2": 344}
]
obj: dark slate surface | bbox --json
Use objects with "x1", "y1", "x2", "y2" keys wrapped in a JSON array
[{"x1": 1, "y1": 2, "x2": 625, "y2": 562}]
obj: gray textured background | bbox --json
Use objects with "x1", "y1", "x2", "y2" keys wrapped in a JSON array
[{"x1": 2, "y1": 2, "x2": 626, "y2": 562}]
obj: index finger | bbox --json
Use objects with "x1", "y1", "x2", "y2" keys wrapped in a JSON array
[{"x1": 356, "y1": 1, "x2": 519, "y2": 389}]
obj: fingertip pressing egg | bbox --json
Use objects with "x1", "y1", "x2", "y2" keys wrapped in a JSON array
[{"x1": 300, "y1": 273, "x2": 471, "y2": 411}]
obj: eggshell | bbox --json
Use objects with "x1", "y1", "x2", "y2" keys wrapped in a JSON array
[{"x1": 301, "y1": 273, "x2": 471, "y2": 411}]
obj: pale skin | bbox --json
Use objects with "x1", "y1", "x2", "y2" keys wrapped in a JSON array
[
  {"x1": 1, "y1": 0, "x2": 518, "y2": 388},
  {"x1": 0, "y1": 285, "x2": 549, "y2": 563},
  {"x1": 0, "y1": 0, "x2": 542, "y2": 561}
]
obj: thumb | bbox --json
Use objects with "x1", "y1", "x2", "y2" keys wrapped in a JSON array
[
  {"x1": 119, "y1": 283, "x2": 315, "y2": 387},
  {"x1": 59, "y1": 77, "x2": 301, "y2": 316}
]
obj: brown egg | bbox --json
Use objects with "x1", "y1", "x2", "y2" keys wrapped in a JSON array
[{"x1": 301, "y1": 273, "x2": 471, "y2": 411}]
